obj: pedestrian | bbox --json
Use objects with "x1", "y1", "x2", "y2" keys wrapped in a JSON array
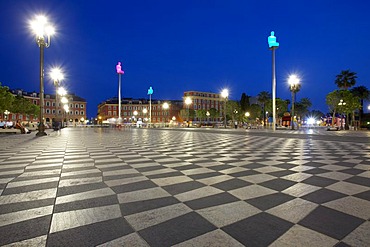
[{"x1": 234, "y1": 121, "x2": 238, "y2": 129}]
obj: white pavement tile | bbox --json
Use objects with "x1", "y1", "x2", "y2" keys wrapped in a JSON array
[
  {"x1": 270, "y1": 225, "x2": 338, "y2": 247},
  {"x1": 229, "y1": 185, "x2": 276, "y2": 200},
  {"x1": 0, "y1": 205, "x2": 53, "y2": 227},
  {"x1": 267, "y1": 198, "x2": 318, "y2": 223},
  {"x1": 118, "y1": 187, "x2": 171, "y2": 203},
  {"x1": 323, "y1": 196, "x2": 370, "y2": 220},
  {"x1": 59, "y1": 177, "x2": 103, "y2": 187},
  {"x1": 326, "y1": 181, "x2": 369, "y2": 195},
  {"x1": 3, "y1": 235, "x2": 47, "y2": 247},
  {"x1": 152, "y1": 176, "x2": 193, "y2": 186},
  {"x1": 282, "y1": 183, "x2": 321, "y2": 197},
  {"x1": 343, "y1": 221, "x2": 370, "y2": 247},
  {"x1": 0, "y1": 188, "x2": 57, "y2": 205},
  {"x1": 175, "y1": 186, "x2": 224, "y2": 202},
  {"x1": 197, "y1": 201, "x2": 261, "y2": 228},
  {"x1": 56, "y1": 188, "x2": 116, "y2": 204},
  {"x1": 7, "y1": 177, "x2": 60, "y2": 188},
  {"x1": 50, "y1": 205, "x2": 122, "y2": 233},
  {"x1": 125, "y1": 203, "x2": 192, "y2": 231},
  {"x1": 96, "y1": 233, "x2": 149, "y2": 247}
]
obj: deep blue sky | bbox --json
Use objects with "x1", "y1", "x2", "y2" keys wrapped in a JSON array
[{"x1": 1, "y1": 0, "x2": 369, "y2": 118}]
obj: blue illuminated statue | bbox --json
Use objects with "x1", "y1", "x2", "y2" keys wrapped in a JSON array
[
  {"x1": 268, "y1": 31, "x2": 279, "y2": 48},
  {"x1": 147, "y1": 86, "x2": 153, "y2": 95}
]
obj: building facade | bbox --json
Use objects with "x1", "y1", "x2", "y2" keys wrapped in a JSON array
[
  {"x1": 6, "y1": 89, "x2": 87, "y2": 126},
  {"x1": 183, "y1": 91, "x2": 225, "y2": 121},
  {"x1": 97, "y1": 97, "x2": 183, "y2": 124}
]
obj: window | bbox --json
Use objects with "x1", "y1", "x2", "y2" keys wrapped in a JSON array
[
  {"x1": 80, "y1": 104, "x2": 84, "y2": 108},
  {"x1": 52, "y1": 102, "x2": 55, "y2": 107},
  {"x1": 108, "y1": 111, "x2": 112, "y2": 116},
  {"x1": 75, "y1": 104, "x2": 79, "y2": 108},
  {"x1": 80, "y1": 111, "x2": 84, "y2": 115},
  {"x1": 108, "y1": 106, "x2": 111, "y2": 110},
  {"x1": 75, "y1": 110, "x2": 79, "y2": 115},
  {"x1": 52, "y1": 110, "x2": 55, "y2": 114},
  {"x1": 46, "y1": 109, "x2": 50, "y2": 114},
  {"x1": 33, "y1": 100, "x2": 37, "y2": 104},
  {"x1": 46, "y1": 101, "x2": 50, "y2": 106},
  {"x1": 113, "y1": 111, "x2": 116, "y2": 116}
]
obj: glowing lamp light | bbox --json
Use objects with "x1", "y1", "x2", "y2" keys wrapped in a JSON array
[
  {"x1": 185, "y1": 97, "x2": 192, "y2": 105},
  {"x1": 58, "y1": 87, "x2": 67, "y2": 96},
  {"x1": 221, "y1": 89, "x2": 229, "y2": 99},
  {"x1": 30, "y1": 15, "x2": 54, "y2": 38},
  {"x1": 307, "y1": 117, "x2": 315, "y2": 125}
]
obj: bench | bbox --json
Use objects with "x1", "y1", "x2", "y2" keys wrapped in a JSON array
[{"x1": 0, "y1": 128, "x2": 21, "y2": 134}]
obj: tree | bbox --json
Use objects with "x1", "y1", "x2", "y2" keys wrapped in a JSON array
[
  {"x1": 350, "y1": 85, "x2": 370, "y2": 123},
  {"x1": 208, "y1": 108, "x2": 218, "y2": 123},
  {"x1": 240, "y1": 93, "x2": 250, "y2": 112},
  {"x1": 335, "y1": 70, "x2": 357, "y2": 90},
  {"x1": 257, "y1": 91, "x2": 271, "y2": 127},
  {"x1": 326, "y1": 90, "x2": 341, "y2": 126},
  {"x1": 196, "y1": 109, "x2": 207, "y2": 124},
  {"x1": 226, "y1": 100, "x2": 240, "y2": 123},
  {"x1": 294, "y1": 97, "x2": 312, "y2": 121},
  {"x1": 0, "y1": 83, "x2": 14, "y2": 115}
]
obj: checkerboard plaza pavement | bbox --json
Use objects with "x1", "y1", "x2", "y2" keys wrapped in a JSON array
[{"x1": 0, "y1": 128, "x2": 369, "y2": 247}]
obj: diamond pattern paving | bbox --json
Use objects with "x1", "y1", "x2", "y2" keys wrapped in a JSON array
[{"x1": 0, "y1": 127, "x2": 369, "y2": 246}]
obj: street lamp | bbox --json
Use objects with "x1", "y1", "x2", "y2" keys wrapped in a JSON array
[
  {"x1": 162, "y1": 102, "x2": 169, "y2": 127},
  {"x1": 288, "y1": 74, "x2": 300, "y2": 130},
  {"x1": 338, "y1": 99, "x2": 346, "y2": 130},
  {"x1": 116, "y1": 62, "x2": 124, "y2": 124},
  {"x1": 30, "y1": 15, "x2": 55, "y2": 136},
  {"x1": 4, "y1": 110, "x2": 10, "y2": 120},
  {"x1": 50, "y1": 67, "x2": 64, "y2": 130},
  {"x1": 148, "y1": 86, "x2": 153, "y2": 127},
  {"x1": 206, "y1": 111, "x2": 210, "y2": 124},
  {"x1": 221, "y1": 89, "x2": 229, "y2": 128},
  {"x1": 185, "y1": 97, "x2": 192, "y2": 127},
  {"x1": 63, "y1": 104, "x2": 69, "y2": 127},
  {"x1": 268, "y1": 31, "x2": 279, "y2": 131}
]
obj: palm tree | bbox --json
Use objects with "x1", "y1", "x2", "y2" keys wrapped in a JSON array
[
  {"x1": 335, "y1": 70, "x2": 357, "y2": 90},
  {"x1": 257, "y1": 91, "x2": 271, "y2": 127},
  {"x1": 350, "y1": 86, "x2": 370, "y2": 124}
]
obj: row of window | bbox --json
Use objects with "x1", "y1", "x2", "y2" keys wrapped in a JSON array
[
  {"x1": 107, "y1": 111, "x2": 169, "y2": 116},
  {"x1": 45, "y1": 109, "x2": 85, "y2": 115},
  {"x1": 193, "y1": 99, "x2": 221, "y2": 104},
  {"x1": 45, "y1": 102, "x2": 85, "y2": 108},
  {"x1": 107, "y1": 105, "x2": 168, "y2": 111}
]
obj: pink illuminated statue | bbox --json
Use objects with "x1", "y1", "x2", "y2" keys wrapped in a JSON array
[{"x1": 116, "y1": 62, "x2": 124, "y2": 74}]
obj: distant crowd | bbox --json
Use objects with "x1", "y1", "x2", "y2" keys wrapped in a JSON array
[{"x1": 0, "y1": 118, "x2": 32, "y2": 134}]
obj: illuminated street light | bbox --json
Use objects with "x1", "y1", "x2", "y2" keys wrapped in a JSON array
[
  {"x1": 206, "y1": 111, "x2": 210, "y2": 124},
  {"x1": 338, "y1": 99, "x2": 346, "y2": 130},
  {"x1": 221, "y1": 89, "x2": 229, "y2": 128},
  {"x1": 50, "y1": 67, "x2": 64, "y2": 130},
  {"x1": 116, "y1": 62, "x2": 124, "y2": 124},
  {"x1": 30, "y1": 15, "x2": 55, "y2": 136},
  {"x1": 288, "y1": 74, "x2": 300, "y2": 130},
  {"x1": 245, "y1": 112, "x2": 250, "y2": 117},
  {"x1": 185, "y1": 97, "x2": 192, "y2": 127},
  {"x1": 163, "y1": 102, "x2": 169, "y2": 127},
  {"x1": 268, "y1": 31, "x2": 279, "y2": 131}
]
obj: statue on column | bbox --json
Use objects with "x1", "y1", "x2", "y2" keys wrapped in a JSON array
[{"x1": 116, "y1": 62, "x2": 124, "y2": 74}]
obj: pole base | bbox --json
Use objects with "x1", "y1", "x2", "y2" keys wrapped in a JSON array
[{"x1": 36, "y1": 131, "x2": 47, "y2": 137}]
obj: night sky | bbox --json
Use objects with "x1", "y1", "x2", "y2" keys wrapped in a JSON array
[{"x1": 1, "y1": 0, "x2": 369, "y2": 118}]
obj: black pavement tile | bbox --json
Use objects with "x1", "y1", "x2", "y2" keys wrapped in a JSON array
[
  {"x1": 168, "y1": 164, "x2": 200, "y2": 171},
  {"x1": 259, "y1": 178, "x2": 297, "y2": 191},
  {"x1": 103, "y1": 173, "x2": 143, "y2": 181},
  {"x1": 61, "y1": 172, "x2": 102, "y2": 179},
  {"x1": 298, "y1": 206, "x2": 364, "y2": 240},
  {"x1": 139, "y1": 212, "x2": 217, "y2": 246},
  {"x1": 97, "y1": 165, "x2": 133, "y2": 172},
  {"x1": 1, "y1": 182, "x2": 58, "y2": 195},
  {"x1": 185, "y1": 192, "x2": 239, "y2": 210},
  {"x1": 162, "y1": 181, "x2": 205, "y2": 195},
  {"x1": 54, "y1": 195, "x2": 119, "y2": 213},
  {"x1": 335, "y1": 162, "x2": 358, "y2": 168},
  {"x1": 304, "y1": 162, "x2": 325, "y2": 168},
  {"x1": 246, "y1": 193, "x2": 295, "y2": 211},
  {"x1": 241, "y1": 163, "x2": 265, "y2": 169},
  {"x1": 275, "y1": 163, "x2": 297, "y2": 170},
  {"x1": 267, "y1": 170, "x2": 297, "y2": 177},
  {"x1": 302, "y1": 176, "x2": 337, "y2": 187},
  {"x1": 305, "y1": 168, "x2": 331, "y2": 175},
  {"x1": 120, "y1": 196, "x2": 180, "y2": 216},
  {"x1": 335, "y1": 242, "x2": 352, "y2": 247},
  {"x1": 340, "y1": 168, "x2": 365, "y2": 175},
  {"x1": 228, "y1": 170, "x2": 260, "y2": 177},
  {"x1": 353, "y1": 190, "x2": 370, "y2": 202},
  {"x1": 46, "y1": 218, "x2": 134, "y2": 247},
  {"x1": 111, "y1": 180, "x2": 158, "y2": 194},
  {"x1": 10, "y1": 174, "x2": 60, "y2": 182},
  {"x1": 207, "y1": 164, "x2": 234, "y2": 171},
  {"x1": 212, "y1": 178, "x2": 252, "y2": 191},
  {"x1": 0, "y1": 198, "x2": 55, "y2": 214},
  {"x1": 135, "y1": 166, "x2": 164, "y2": 173},
  {"x1": 57, "y1": 183, "x2": 107, "y2": 197},
  {"x1": 344, "y1": 176, "x2": 370, "y2": 187},
  {"x1": 222, "y1": 212, "x2": 293, "y2": 246},
  {"x1": 188, "y1": 172, "x2": 223, "y2": 180},
  {"x1": 147, "y1": 171, "x2": 184, "y2": 179},
  {"x1": 301, "y1": 188, "x2": 347, "y2": 204},
  {"x1": 0, "y1": 215, "x2": 52, "y2": 246}
]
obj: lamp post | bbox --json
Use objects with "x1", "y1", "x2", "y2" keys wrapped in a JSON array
[
  {"x1": 30, "y1": 15, "x2": 55, "y2": 136},
  {"x1": 338, "y1": 99, "x2": 346, "y2": 130},
  {"x1": 147, "y1": 86, "x2": 153, "y2": 127},
  {"x1": 116, "y1": 62, "x2": 124, "y2": 124},
  {"x1": 4, "y1": 110, "x2": 10, "y2": 121},
  {"x1": 50, "y1": 67, "x2": 64, "y2": 130},
  {"x1": 288, "y1": 74, "x2": 300, "y2": 130},
  {"x1": 143, "y1": 108, "x2": 148, "y2": 126},
  {"x1": 268, "y1": 31, "x2": 279, "y2": 131},
  {"x1": 221, "y1": 89, "x2": 229, "y2": 128},
  {"x1": 206, "y1": 111, "x2": 210, "y2": 124},
  {"x1": 61, "y1": 95, "x2": 68, "y2": 128},
  {"x1": 162, "y1": 102, "x2": 169, "y2": 127},
  {"x1": 185, "y1": 97, "x2": 192, "y2": 127}
]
